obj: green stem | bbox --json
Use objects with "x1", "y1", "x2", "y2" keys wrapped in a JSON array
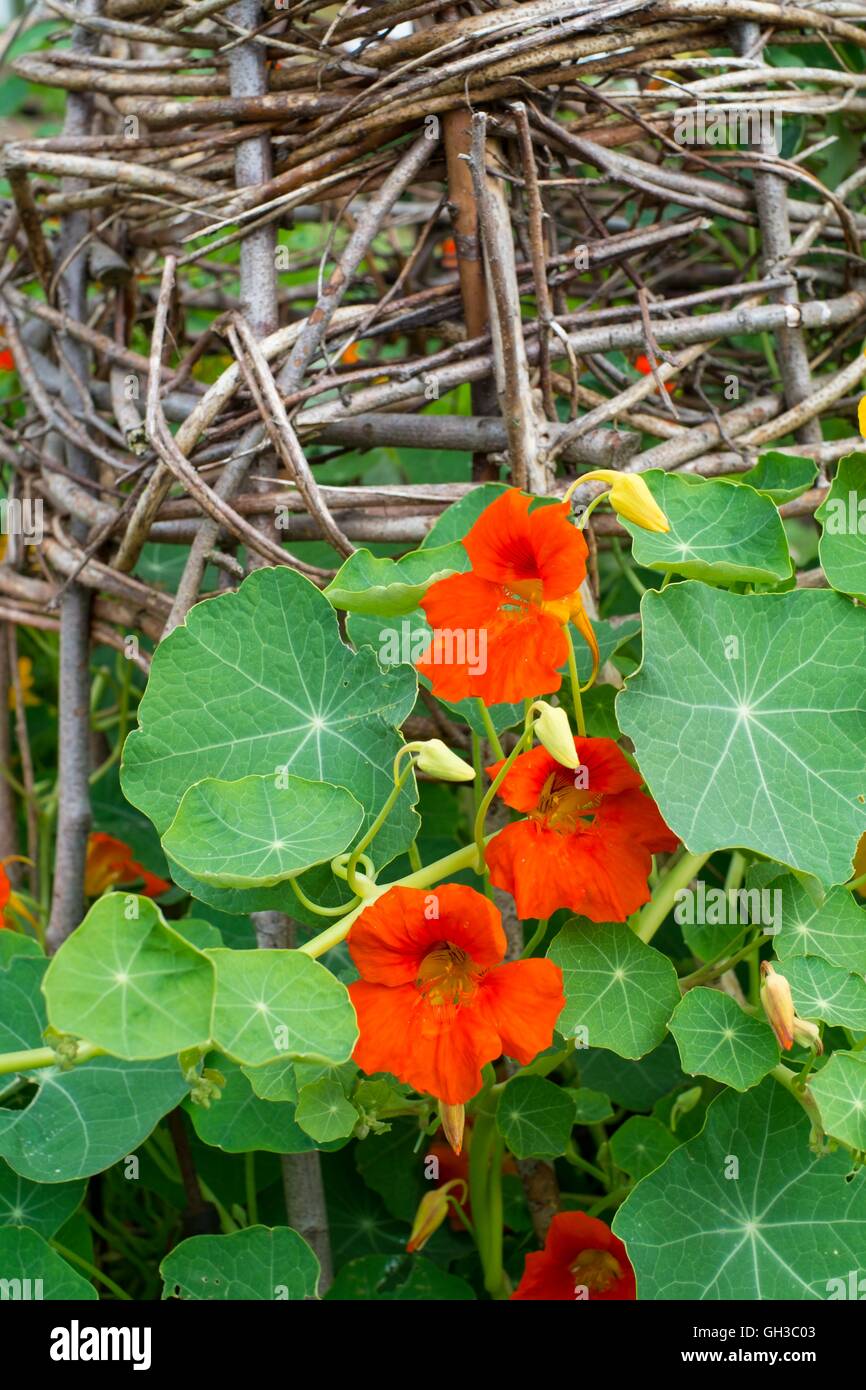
[
  {"x1": 0, "y1": 1040, "x2": 104, "y2": 1077},
  {"x1": 520, "y1": 918, "x2": 549, "y2": 959},
  {"x1": 473, "y1": 723, "x2": 534, "y2": 872},
  {"x1": 51, "y1": 1241, "x2": 132, "y2": 1301},
  {"x1": 289, "y1": 875, "x2": 360, "y2": 917},
  {"x1": 565, "y1": 1140, "x2": 608, "y2": 1186},
  {"x1": 565, "y1": 628, "x2": 586, "y2": 736},
  {"x1": 477, "y1": 701, "x2": 504, "y2": 760},
  {"x1": 484, "y1": 1133, "x2": 508, "y2": 1298},
  {"x1": 770, "y1": 1063, "x2": 822, "y2": 1128},
  {"x1": 346, "y1": 761, "x2": 414, "y2": 894},
  {"x1": 679, "y1": 931, "x2": 760, "y2": 989},
  {"x1": 846, "y1": 870, "x2": 866, "y2": 894},
  {"x1": 297, "y1": 838, "x2": 490, "y2": 959},
  {"x1": 635, "y1": 851, "x2": 712, "y2": 944}
]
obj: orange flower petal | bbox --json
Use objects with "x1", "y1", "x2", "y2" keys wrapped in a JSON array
[
  {"x1": 418, "y1": 601, "x2": 568, "y2": 705},
  {"x1": 477, "y1": 957, "x2": 564, "y2": 1065},
  {"x1": 347, "y1": 884, "x2": 506, "y2": 987},
  {"x1": 512, "y1": 1212, "x2": 636, "y2": 1300},
  {"x1": 463, "y1": 490, "x2": 587, "y2": 600},
  {"x1": 349, "y1": 979, "x2": 501, "y2": 1105},
  {"x1": 487, "y1": 737, "x2": 644, "y2": 814},
  {"x1": 486, "y1": 817, "x2": 659, "y2": 922}
]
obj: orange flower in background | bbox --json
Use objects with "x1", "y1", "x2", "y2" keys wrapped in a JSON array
[
  {"x1": 0, "y1": 349, "x2": 14, "y2": 372},
  {"x1": 340, "y1": 341, "x2": 361, "y2": 366},
  {"x1": 485, "y1": 736, "x2": 678, "y2": 921},
  {"x1": 417, "y1": 489, "x2": 597, "y2": 706},
  {"x1": 439, "y1": 237, "x2": 458, "y2": 270},
  {"x1": 347, "y1": 883, "x2": 564, "y2": 1106},
  {"x1": 84, "y1": 833, "x2": 170, "y2": 899},
  {"x1": 512, "y1": 1212, "x2": 636, "y2": 1300},
  {"x1": 634, "y1": 353, "x2": 675, "y2": 393},
  {"x1": 0, "y1": 865, "x2": 11, "y2": 929},
  {"x1": 8, "y1": 656, "x2": 39, "y2": 711}
]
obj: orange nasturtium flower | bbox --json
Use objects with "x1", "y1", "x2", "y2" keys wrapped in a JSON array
[
  {"x1": 0, "y1": 862, "x2": 38, "y2": 932},
  {"x1": 485, "y1": 736, "x2": 678, "y2": 922},
  {"x1": 634, "y1": 352, "x2": 674, "y2": 393},
  {"x1": 84, "y1": 833, "x2": 170, "y2": 900},
  {"x1": 512, "y1": 1212, "x2": 636, "y2": 1300},
  {"x1": 417, "y1": 488, "x2": 598, "y2": 706},
  {"x1": 8, "y1": 656, "x2": 39, "y2": 711},
  {"x1": 347, "y1": 883, "x2": 565, "y2": 1107}
]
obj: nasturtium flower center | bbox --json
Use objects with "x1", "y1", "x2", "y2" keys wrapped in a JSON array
[
  {"x1": 416, "y1": 942, "x2": 482, "y2": 1008},
  {"x1": 570, "y1": 1248, "x2": 623, "y2": 1293},
  {"x1": 532, "y1": 770, "x2": 603, "y2": 834}
]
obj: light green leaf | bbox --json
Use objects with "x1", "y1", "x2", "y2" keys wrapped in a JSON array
[
  {"x1": 0, "y1": 1227, "x2": 96, "y2": 1300},
  {"x1": 620, "y1": 471, "x2": 792, "y2": 585},
  {"x1": 608, "y1": 1115, "x2": 679, "y2": 1181},
  {"x1": 0, "y1": 1160, "x2": 84, "y2": 1239},
  {"x1": 548, "y1": 921, "x2": 680, "y2": 1058},
  {"x1": 121, "y1": 566, "x2": 419, "y2": 914},
  {"x1": 161, "y1": 1226, "x2": 319, "y2": 1300},
  {"x1": 325, "y1": 1255, "x2": 475, "y2": 1301},
  {"x1": 207, "y1": 948, "x2": 357, "y2": 1066},
  {"x1": 0, "y1": 934, "x2": 42, "y2": 968},
  {"x1": 617, "y1": 586, "x2": 866, "y2": 885},
  {"x1": 781, "y1": 956, "x2": 866, "y2": 1029},
  {"x1": 42, "y1": 895, "x2": 214, "y2": 1060},
  {"x1": 295, "y1": 1078, "x2": 359, "y2": 1143},
  {"x1": 324, "y1": 542, "x2": 467, "y2": 616},
  {"x1": 163, "y1": 774, "x2": 363, "y2": 888},
  {"x1": 613, "y1": 1079, "x2": 866, "y2": 1298},
  {"x1": 187, "y1": 1057, "x2": 343, "y2": 1155},
  {"x1": 242, "y1": 1057, "x2": 297, "y2": 1103},
  {"x1": 817, "y1": 452, "x2": 866, "y2": 602},
  {"x1": 496, "y1": 1074, "x2": 575, "y2": 1159},
  {"x1": 771, "y1": 874, "x2": 866, "y2": 973},
  {"x1": 810, "y1": 1051, "x2": 866, "y2": 1149},
  {"x1": 0, "y1": 1057, "x2": 188, "y2": 1183},
  {"x1": 570, "y1": 1087, "x2": 614, "y2": 1124},
  {"x1": 0, "y1": 956, "x2": 188, "y2": 1181},
  {"x1": 735, "y1": 451, "x2": 818, "y2": 504},
  {"x1": 668, "y1": 988, "x2": 779, "y2": 1090}
]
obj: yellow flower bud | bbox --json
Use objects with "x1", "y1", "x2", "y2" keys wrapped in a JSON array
[
  {"x1": 760, "y1": 961, "x2": 795, "y2": 1051},
  {"x1": 530, "y1": 701, "x2": 579, "y2": 768},
  {"x1": 406, "y1": 1179, "x2": 467, "y2": 1253},
  {"x1": 439, "y1": 1100, "x2": 465, "y2": 1156},
  {"x1": 580, "y1": 470, "x2": 670, "y2": 533},
  {"x1": 406, "y1": 739, "x2": 476, "y2": 782},
  {"x1": 792, "y1": 1017, "x2": 823, "y2": 1054}
]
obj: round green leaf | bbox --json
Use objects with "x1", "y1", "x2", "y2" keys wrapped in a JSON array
[
  {"x1": 548, "y1": 921, "x2": 680, "y2": 1058},
  {"x1": 770, "y1": 873, "x2": 866, "y2": 973},
  {"x1": 0, "y1": 934, "x2": 42, "y2": 968},
  {"x1": 817, "y1": 452, "x2": 866, "y2": 602},
  {"x1": 613, "y1": 1079, "x2": 866, "y2": 1299},
  {"x1": 163, "y1": 774, "x2": 364, "y2": 888},
  {"x1": 42, "y1": 895, "x2": 214, "y2": 1061},
  {"x1": 207, "y1": 947, "x2": 357, "y2": 1066},
  {"x1": 736, "y1": 451, "x2": 817, "y2": 504},
  {"x1": 161, "y1": 1226, "x2": 320, "y2": 1300},
  {"x1": 781, "y1": 955, "x2": 866, "y2": 1029},
  {"x1": 617, "y1": 586, "x2": 866, "y2": 885},
  {"x1": 187, "y1": 1057, "x2": 343, "y2": 1154},
  {"x1": 668, "y1": 987, "x2": 780, "y2": 1090},
  {"x1": 0, "y1": 1056, "x2": 188, "y2": 1183},
  {"x1": 609, "y1": 1115, "x2": 679, "y2": 1181},
  {"x1": 570, "y1": 1087, "x2": 614, "y2": 1124},
  {"x1": 810, "y1": 1051, "x2": 866, "y2": 1149},
  {"x1": 496, "y1": 1074, "x2": 575, "y2": 1159},
  {"x1": 0, "y1": 1227, "x2": 96, "y2": 1300},
  {"x1": 0, "y1": 1159, "x2": 84, "y2": 1239},
  {"x1": 121, "y1": 567, "x2": 419, "y2": 911},
  {"x1": 295, "y1": 1078, "x2": 359, "y2": 1143},
  {"x1": 620, "y1": 471, "x2": 793, "y2": 585},
  {"x1": 324, "y1": 542, "x2": 466, "y2": 616}
]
